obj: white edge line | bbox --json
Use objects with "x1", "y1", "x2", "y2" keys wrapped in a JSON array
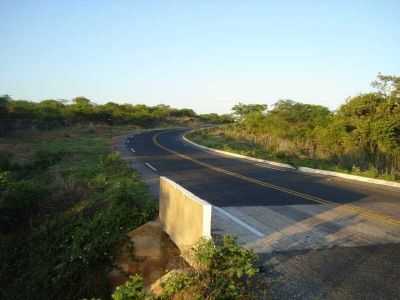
[
  {"x1": 213, "y1": 206, "x2": 264, "y2": 238},
  {"x1": 145, "y1": 162, "x2": 157, "y2": 172},
  {"x1": 160, "y1": 177, "x2": 263, "y2": 239}
]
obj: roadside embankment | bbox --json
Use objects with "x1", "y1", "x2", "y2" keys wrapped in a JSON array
[
  {"x1": 109, "y1": 175, "x2": 214, "y2": 293},
  {"x1": 0, "y1": 125, "x2": 157, "y2": 300},
  {"x1": 185, "y1": 128, "x2": 400, "y2": 190},
  {"x1": 109, "y1": 220, "x2": 188, "y2": 289}
]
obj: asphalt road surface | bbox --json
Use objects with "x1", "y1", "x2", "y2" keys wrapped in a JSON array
[{"x1": 124, "y1": 128, "x2": 400, "y2": 299}]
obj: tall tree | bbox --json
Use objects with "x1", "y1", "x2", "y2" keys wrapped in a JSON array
[{"x1": 232, "y1": 102, "x2": 268, "y2": 121}]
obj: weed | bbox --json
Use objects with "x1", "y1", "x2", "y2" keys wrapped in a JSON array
[
  {"x1": 111, "y1": 236, "x2": 262, "y2": 300},
  {"x1": 189, "y1": 128, "x2": 400, "y2": 182},
  {"x1": 0, "y1": 180, "x2": 47, "y2": 232},
  {"x1": 0, "y1": 127, "x2": 157, "y2": 300},
  {"x1": 32, "y1": 149, "x2": 66, "y2": 170},
  {"x1": 112, "y1": 274, "x2": 153, "y2": 300},
  {"x1": 160, "y1": 271, "x2": 194, "y2": 298},
  {"x1": 191, "y1": 236, "x2": 259, "y2": 300}
]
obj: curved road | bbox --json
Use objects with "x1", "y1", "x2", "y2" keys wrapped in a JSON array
[{"x1": 125, "y1": 128, "x2": 400, "y2": 299}]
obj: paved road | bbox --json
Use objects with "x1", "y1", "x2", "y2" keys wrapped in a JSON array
[{"x1": 124, "y1": 128, "x2": 400, "y2": 299}]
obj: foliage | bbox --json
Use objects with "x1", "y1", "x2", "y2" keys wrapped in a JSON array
[
  {"x1": 0, "y1": 95, "x2": 11, "y2": 117},
  {"x1": 158, "y1": 236, "x2": 259, "y2": 300},
  {"x1": 159, "y1": 271, "x2": 195, "y2": 298},
  {"x1": 232, "y1": 102, "x2": 268, "y2": 121},
  {"x1": 112, "y1": 275, "x2": 153, "y2": 300},
  {"x1": 199, "y1": 113, "x2": 234, "y2": 124},
  {"x1": 0, "y1": 180, "x2": 47, "y2": 231},
  {"x1": 371, "y1": 73, "x2": 400, "y2": 98},
  {"x1": 32, "y1": 148, "x2": 66, "y2": 169},
  {"x1": 0, "y1": 96, "x2": 229, "y2": 134},
  {"x1": 191, "y1": 74, "x2": 400, "y2": 181},
  {"x1": 191, "y1": 236, "x2": 259, "y2": 299},
  {"x1": 110, "y1": 236, "x2": 261, "y2": 300},
  {"x1": 0, "y1": 128, "x2": 157, "y2": 300},
  {"x1": 0, "y1": 171, "x2": 10, "y2": 190}
]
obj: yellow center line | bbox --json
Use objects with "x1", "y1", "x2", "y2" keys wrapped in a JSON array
[{"x1": 152, "y1": 132, "x2": 400, "y2": 227}]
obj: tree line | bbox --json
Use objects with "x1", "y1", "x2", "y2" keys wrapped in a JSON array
[
  {"x1": 0, "y1": 96, "x2": 232, "y2": 135},
  {"x1": 2, "y1": 74, "x2": 399, "y2": 179},
  {"x1": 228, "y1": 74, "x2": 400, "y2": 180}
]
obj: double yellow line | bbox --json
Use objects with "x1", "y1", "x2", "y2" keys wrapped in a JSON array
[{"x1": 153, "y1": 132, "x2": 400, "y2": 227}]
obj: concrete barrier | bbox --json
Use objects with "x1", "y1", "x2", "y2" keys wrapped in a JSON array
[
  {"x1": 159, "y1": 176, "x2": 212, "y2": 255},
  {"x1": 298, "y1": 166, "x2": 400, "y2": 189}
]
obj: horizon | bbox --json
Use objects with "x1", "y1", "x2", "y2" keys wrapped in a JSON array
[{"x1": 1, "y1": 1, "x2": 399, "y2": 114}]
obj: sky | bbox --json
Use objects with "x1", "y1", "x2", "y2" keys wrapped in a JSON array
[{"x1": 1, "y1": 1, "x2": 399, "y2": 114}]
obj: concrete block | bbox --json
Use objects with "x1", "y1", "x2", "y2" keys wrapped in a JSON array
[
  {"x1": 159, "y1": 177, "x2": 212, "y2": 255},
  {"x1": 298, "y1": 166, "x2": 400, "y2": 189}
]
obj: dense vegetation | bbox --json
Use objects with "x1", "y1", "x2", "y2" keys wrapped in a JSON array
[
  {"x1": 0, "y1": 125, "x2": 262, "y2": 299},
  {"x1": 0, "y1": 97, "x2": 252, "y2": 299},
  {"x1": 189, "y1": 74, "x2": 400, "y2": 181},
  {"x1": 112, "y1": 236, "x2": 264, "y2": 300},
  {"x1": 0, "y1": 126, "x2": 157, "y2": 299},
  {"x1": 0, "y1": 96, "x2": 232, "y2": 135},
  {"x1": 2, "y1": 74, "x2": 397, "y2": 298}
]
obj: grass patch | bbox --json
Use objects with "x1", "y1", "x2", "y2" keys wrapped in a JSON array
[{"x1": 0, "y1": 125, "x2": 157, "y2": 299}]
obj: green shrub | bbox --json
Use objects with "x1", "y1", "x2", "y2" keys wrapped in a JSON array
[
  {"x1": 192, "y1": 236, "x2": 258, "y2": 299},
  {"x1": 100, "y1": 152, "x2": 128, "y2": 175},
  {"x1": 112, "y1": 275, "x2": 153, "y2": 300},
  {"x1": 110, "y1": 236, "x2": 261, "y2": 300},
  {"x1": 160, "y1": 271, "x2": 194, "y2": 298},
  {"x1": 0, "y1": 180, "x2": 47, "y2": 231},
  {"x1": 0, "y1": 171, "x2": 10, "y2": 190},
  {"x1": 1, "y1": 180, "x2": 46, "y2": 210},
  {"x1": 32, "y1": 149, "x2": 66, "y2": 170},
  {"x1": 0, "y1": 151, "x2": 157, "y2": 299},
  {"x1": 0, "y1": 152, "x2": 13, "y2": 171},
  {"x1": 157, "y1": 236, "x2": 260, "y2": 300}
]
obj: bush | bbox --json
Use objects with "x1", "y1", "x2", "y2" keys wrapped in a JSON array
[
  {"x1": 0, "y1": 171, "x2": 10, "y2": 191},
  {"x1": 0, "y1": 152, "x2": 13, "y2": 171},
  {"x1": 0, "y1": 151, "x2": 157, "y2": 299},
  {"x1": 191, "y1": 236, "x2": 259, "y2": 299},
  {"x1": 160, "y1": 271, "x2": 194, "y2": 298},
  {"x1": 32, "y1": 149, "x2": 66, "y2": 170},
  {"x1": 100, "y1": 152, "x2": 127, "y2": 173},
  {"x1": 112, "y1": 275, "x2": 153, "y2": 300},
  {"x1": 1, "y1": 180, "x2": 45, "y2": 210},
  {"x1": 0, "y1": 180, "x2": 47, "y2": 231},
  {"x1": 111, "y1": 236, "x2": 261, "y2": 300}
]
